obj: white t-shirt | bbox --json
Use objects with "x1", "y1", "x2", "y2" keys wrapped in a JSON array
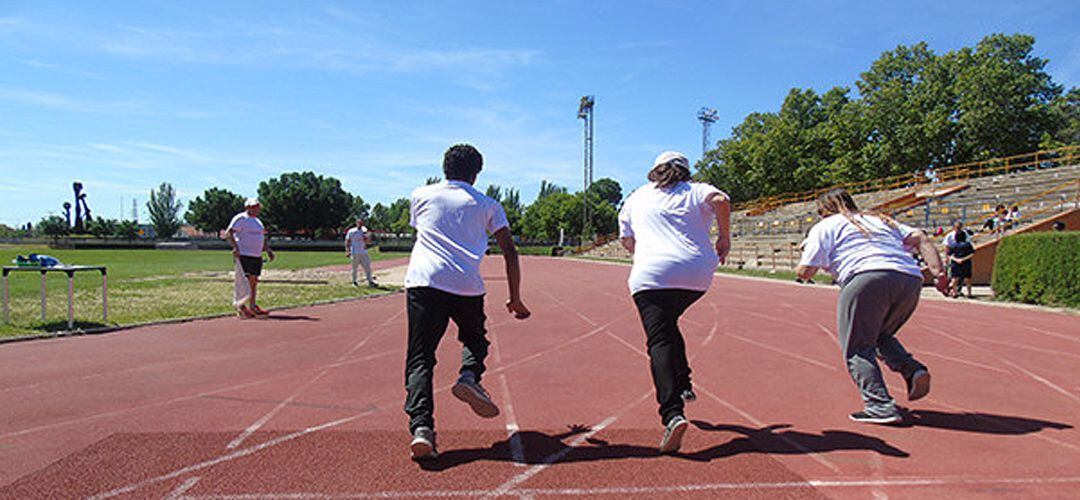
[
  {"x1": 799, "y1": 214, "x2": 922, "y2": 284},
  {"x1": 619, "y1": 181, "x2": 724, "y2": 294},
  {"x1": 228, "y1": 212, "x2": 265, "y2": 258},
  {"x1": 345, "y1": 226, "x2": 369, "y2": 255},
  {"x1": 404, "y1": 180, "x2": 509, "y2": 296}
]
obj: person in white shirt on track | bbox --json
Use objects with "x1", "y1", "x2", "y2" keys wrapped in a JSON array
[
  {"x1": 344, "y1": 219, "x2": 376, "y2": 287},
  {"x1": 226, "y1": 198, "x2": 275, "y2": 318},
  {"x1": 796, "y1": 188, "x2": 949, "y2": 425},
  {"x1": 402, "y1": 144, "x2": 531, "y2": 461},
  {"x1": 618, "y1": 151, "x2": 731, "y2": 455}
]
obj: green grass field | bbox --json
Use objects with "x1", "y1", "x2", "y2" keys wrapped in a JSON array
[{"x1": 0, "y1": 245, "x2": 406, "y2": 338}]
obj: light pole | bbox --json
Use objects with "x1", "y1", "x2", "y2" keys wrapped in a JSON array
[{"x1": 578, "y1": 95, "x2": 595, "y2": 240}]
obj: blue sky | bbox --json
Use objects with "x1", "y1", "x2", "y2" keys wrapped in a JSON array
[{"x1": 1, "y1": 0, "x2": 1078, "y2": 226}]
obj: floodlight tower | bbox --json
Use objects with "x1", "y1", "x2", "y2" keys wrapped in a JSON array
[
  {"x1": 697, "y1": 107, "x2": 719, "y2": 157},
  {"x1": 578, "y1": 95, "x2": 595, "y2": 237}
]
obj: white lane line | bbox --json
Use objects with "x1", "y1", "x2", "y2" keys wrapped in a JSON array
[
  {"x1": 539, "y1": 290, "x2": 598, "y2": 327},
  {"x1": 604, "y1": 331, "x2": 647, "y2": 358},
  {"x1": 909, "y1": 349, "x2": 1011, "y2": 375},
  {"x1": 489, "y1": 331, "x2": 525, "y2": 467},
  {"x1": 88, "y1": 414, "x2": 368, "y2": 499},
  {"x1": 815, "y1": 323, "x2": 840, "y2": 343},
  {"x1": 164, "y1": 476, "x2": 201, "y2": 499},
  {"x1": 224, "y1": 309, "x2": 405, "y2": 449},
  {"x1": 1025, "y1": 326, "x2": 1079, "y2": 343},
  {"x1": 482, "y1": 391, "x2": 654, "y2": 499},
  {"x1": 927, "y1": 326, "x2": 1080, "y2": 405},
  {"x1": 0, "y1": 346, "x2": 395, "y2": 439},
  {"x1": 178, "y1": 476, "x2": 1080, "y2": 498},
  {"x1": 693, "y1": 384, "x2": 842, "y2": 474},
  {"x1": 967, "y1": 336, "x2": 1080, "y2": 361},
  {"x1": 725, "y1": 332, "x2": 837, "y2": 372},
  {"x1": 869, "y1": 453, "x2": 889, "y2": 499}
]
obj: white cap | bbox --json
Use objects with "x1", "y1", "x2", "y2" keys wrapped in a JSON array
[
  {"x1": 244, "y1": 197, "x2": 261, "y2": 207},
  {"x1": 653, "y1": 151, "x2": 689, "y2": 169}
]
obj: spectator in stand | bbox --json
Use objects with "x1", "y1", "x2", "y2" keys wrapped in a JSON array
[
  {"x1": 1007, "y1": 206, "x2": 1021, "y2": 229},
  {"x1": 947, "y1": 230, "x2": 975, "y2": 298},
  {"x1": 982, "y1": 204, "x2": 1006, "y2": 235},
  {"x1": 1052, "y1": 221, "x2": 1066, "y2": 231}
]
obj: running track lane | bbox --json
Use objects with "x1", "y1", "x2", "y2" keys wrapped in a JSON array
[{"x1": 0, "y1": 257, "x2": 1077, "y2": 499}]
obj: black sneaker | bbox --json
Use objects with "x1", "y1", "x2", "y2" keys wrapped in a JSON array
[
  {"x1": 410, "y1": 427, "x2": 437, "y2": 460},
  {"x1": 849, "y1": 411, "x2": 903, "y2": 425},
  {"x1": 659, "y1": 415, "x2": 689, "y2": 454},
  {"x1": 451, "y1": 373, "x2": 500, "y2": 418},
  {"x1": 905, "y1": 368, "x2": 931, "y2": 401},
  {"x1": 680, "y1": 388, "x2": 697, "y2": 403}
]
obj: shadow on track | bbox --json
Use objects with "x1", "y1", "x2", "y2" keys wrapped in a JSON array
[
  {"x1": 262, "y1": 314, "x2": 320, "y2": 321},
  {"x1": 419, "y1": 421, "x2": 908, "y2": 471},
  {"x1": 901, "y1": 409, "x2": 1073, "y2": 434}
]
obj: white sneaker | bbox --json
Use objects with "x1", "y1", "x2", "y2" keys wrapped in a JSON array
[
  {"x1": 451, "y1": 373, "x2": 499, "y2": 418},
  {"x1": 410, "y1": 427, "x2": 437, "y2": 460},
  {"x1": 659, "y1": 415, "x2": 689, "y2": 454}
]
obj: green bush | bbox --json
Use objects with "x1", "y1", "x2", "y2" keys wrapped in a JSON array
[{"x1": 992, "y1": 231, "x2": 1080, "y2": 307}]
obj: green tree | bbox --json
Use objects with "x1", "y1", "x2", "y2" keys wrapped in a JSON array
[
  {"x1": 87, "y1": 218, "x2": 118, "y2": 240},
  {"x1": 590, "y1": 178, "x2": 622, "y2": 207},
  {"x1": 352, "y1": 196, "x2": 371, "y2": 222},
  {"x1": 257, "y1": 172, "x2": 353, "y2": 237},
  {"x1": 185, "y1": 188, "x2": 244, "y2": 233},
  {"x1": 147, "y1": 182, "x2": 183, "y2": 240},
  {"x1": 37, "y1": 215, "x2": 69, "y2": 241},
  {"x1": 114, "y1": 220, "x2": 140, "y2": 240},
  {"x1": 537, "y1": 180, "x2": 567, "y2": 200},
  {"x1": 485, "y1": 184, "x2": 503, "y2": 202},
  {"x1": 425, "y1": 176, "x2": 442, "y2": 185},
  {"x1": 386, "y1": 198, "x2": 412, "y2": 234},
  {"x1": 502, "y1": 188, "x2": 524, "y2": 234},
  {"x1": 521, "y1": 192, "x2": 578, "y2": 242},
  {"x1": 368, "y1": 203, "x2": 390, "y2": 231},
  {"x1": 1042, "y1": 87, "x2": 1080, "y2": 148}
]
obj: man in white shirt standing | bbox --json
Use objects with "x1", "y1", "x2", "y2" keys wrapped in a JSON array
[
  {"x1": 344, "y1": 219, "x2": 375, "y2": 287},
  {"x1": 403, "y1": 144, "x2": 531, "y2": 461},
  {"x1": 226, "y1": 198, "x2": 275, "y2": 318}
]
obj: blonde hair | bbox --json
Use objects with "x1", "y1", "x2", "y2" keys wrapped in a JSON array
[{"x1": 815, "y1": 188, "x2": 898, "y2": 236}]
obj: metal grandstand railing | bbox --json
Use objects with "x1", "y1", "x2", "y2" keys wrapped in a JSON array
[{"x1": 737, "y1": 145, "x2": 1080, "y2": 215}]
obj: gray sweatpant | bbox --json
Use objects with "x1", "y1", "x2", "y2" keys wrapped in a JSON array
[{"x1": 837, "y1": 270, "x2": 926, "y2": 416}]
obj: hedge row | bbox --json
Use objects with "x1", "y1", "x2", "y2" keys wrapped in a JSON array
[{"x1": 991, "y1": 231, "x2": 1080, "y2": 308}]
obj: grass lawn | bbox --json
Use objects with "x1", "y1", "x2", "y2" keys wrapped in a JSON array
[{"x1": 0, "y1": 245, "x2": 407, "y2": 338}]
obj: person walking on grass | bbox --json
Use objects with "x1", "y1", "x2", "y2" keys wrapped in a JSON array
[
  {"x1": 618, "y1": 151, "x2": 731, "y2": 454},
  {"x1": 796, "y1": 188, "x2": 949, "y2": 425},
  {"x1": 226, "y1": 198, "x2": 275, "y2": 318},
  {"x1": 403, "y1": 144, "x2": 531, "y2": 461},
  {"x1": 345, "y1": 218, "x2": 376, "y2": 287}
]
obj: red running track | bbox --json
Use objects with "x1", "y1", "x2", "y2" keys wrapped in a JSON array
[{"x1": 0, "y1": 257, "x2": 1077, "y2": 499}]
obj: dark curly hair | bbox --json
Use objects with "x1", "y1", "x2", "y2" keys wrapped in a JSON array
[{"x1": 443, "y1": 144, "x2": 483, "y2": 182}]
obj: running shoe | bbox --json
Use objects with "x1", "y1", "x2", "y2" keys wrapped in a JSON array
[
  {"x1": 659, "y1": 415, "x2": 689, "y2": 454},
  {"x1": 681, "y1": 388, "x2": 697, "y2": 403},
  {"x1": 410, "y1": 427, "x2": 437, "y2": 460},
  {"x1": 251, "y1": 305, "x2": 270, "y2": 316},
  {"x1": 848, "y1": 411, "x2": 904, "y2": 425},
  {"x1": 451, "y1": 372, "x2": 499, "y2": 418},
  {"x1": 236, "y1": 306, "x2": 256, "y2": 319},
  {"x1": 905, "y1": 368, "x2": 931, "y2": 401}
]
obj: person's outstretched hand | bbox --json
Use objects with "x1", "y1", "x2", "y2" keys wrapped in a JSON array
[
  {"x1": 506, "y1": 298, "x2": 531, "y2": 320},
  {"x1": 934, "y1": 272, "x2": 950, "y2": 296},
  {"x1": 715, "y1": 238, "x2": 730, "y2": 264}
]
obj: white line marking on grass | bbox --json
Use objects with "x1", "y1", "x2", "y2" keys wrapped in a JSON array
[
  {"x1": 88, "y1": 414, "x2": 368, "y2": 499},
  {"x1": 164, "y1": 476, "x2": 200, "y2": 499},
  {"x1": 725, "y1": 332, "x2": 837, "y2": 372},
  {"x1": 225, "y1": 309, "x2": 405, "y2": 449},
  {"x1": 482, "y1": 391, "x2": 654, "y2": 499},
  {"x1": 178, "y1": 476, "x2": 1080, "y2": 498},
  {"x1": 693, "y1": 384, "x2": 842, "y2": 474}
]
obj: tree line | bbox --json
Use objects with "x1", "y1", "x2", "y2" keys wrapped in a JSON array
[
  {"x1": 30, "y1": 171, "x2": 627, "y2": 244},
  {"x1": 695, "y1": 33, "x2": 1080, "y2": 203}
]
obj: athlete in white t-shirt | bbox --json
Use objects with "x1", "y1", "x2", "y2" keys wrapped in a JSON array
[
  {"x1": 402, "y1": 144, "x2": 531, "y2": 461},
  {"x1": 226, "y1": 198, "x2": 275, "y2": 318},
  {"x1": 796, "y1": 188, "x2": 948, "y2": 425},
  {"x1": 618, "y1": 151, "x2": 730, "y2": 454},
  {"x1": 344, "y1": 219, "x2": 375, "y2": 286}
]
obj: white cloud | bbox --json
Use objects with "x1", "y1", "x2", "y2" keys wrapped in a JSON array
[{"x1": 0, "y1": 87, "x2": 146, "y2": 114}]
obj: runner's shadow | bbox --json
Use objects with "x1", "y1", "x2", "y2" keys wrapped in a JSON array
[
  {"x1": 262, "y1": 314, "x2": 319, "y2": 321},
  {"x1": 420, "y1": 421, "x2": 909, "y2": 471},
  {"x1": 901, "y1": 410, "x2": 1072, "y2": 434},
  {"x1": 685, "y1": 421, "x2": 909, "y2": 460}
]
